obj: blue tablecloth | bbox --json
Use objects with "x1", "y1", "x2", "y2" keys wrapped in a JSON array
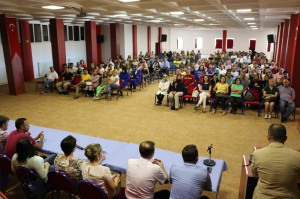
[{"x1": 6, "y1": 121, "x2": 227, "y2": 193}]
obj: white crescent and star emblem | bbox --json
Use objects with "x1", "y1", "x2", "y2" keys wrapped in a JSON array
[{"x1": 9, "y1": 23, "x2": 16, "y2": 32}]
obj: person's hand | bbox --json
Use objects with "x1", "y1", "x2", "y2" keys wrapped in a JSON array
[
  {"x1": 152, "y1": 159, "x2": 164, "y2": 168},
  {"x1": 172, "y1": 91, "x2": 176, "y2": 95},
  {"x1": 44, "y1": 162, "x2": 50, "y2": 169},
  {"x1": 288, "y1": 99, "x2": 293, "y2": 104},
  {"x1": 40, "y1": 133, "x2": 44, "y2": 140},
  {"x1": 113, "y1": 174, "x2": 121, "y2": 183},
  {"x1": 35, "y1": 131, "x2": 44, "y2": 140}
]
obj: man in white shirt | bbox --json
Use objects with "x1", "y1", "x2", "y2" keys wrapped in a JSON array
[
  {"x1": 68, "y1": 63, "x2": 78, "y2": 74},
  {"x1": 126, "y1": 141, "x2": 169, "y2": 199},
  {"x1": 41, "y1": 66, "x2": 58, "y2": 94}
]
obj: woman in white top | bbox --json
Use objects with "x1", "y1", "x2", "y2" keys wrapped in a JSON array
[
  {"x1": 11, "y1": 137, "x2": 49, "y2": 182},
  {"x1": 156, "y1": 74, "x2": 170, "y2": 106},
  {"x1": 81, "y1": 143, "x2": 121, "y2": 199},
  {"x1": 105, "y1": 70, "x2": 120, "y2": 100}
]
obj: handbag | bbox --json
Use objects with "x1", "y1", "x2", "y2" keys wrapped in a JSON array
[
  {"x1": 192, "y1": 89, "x2": 199, "y2": 97},
  {"x1": 215, "y1": 92, "x2": 229, "y2": 99}
]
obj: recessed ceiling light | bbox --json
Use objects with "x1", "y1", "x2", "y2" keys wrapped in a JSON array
[
  {"x1": 250, "y1": 26, "x2": 257, "y2": 28},
  {"x1": 244, "y1": 18, "x2": 255, "y2": 20},
  {"x1": 252, "y1": 28, "x2": 258, "y2": 30},
  {"x1": 42, "y1": 5, "x2": 65, "y2": 10},
  {"x1": 170, "y1": 11, "x2": 184, "y2": 15},
  {"x1": 194, "y1": 19, "x2": 205, "y2": 22},
  {"x1": 119, "y1": 0, "x2": 140, "y2": 2},
  {"x1": 150, "y1": 19, "x2": 161, "y2": 23},
  {"x1": 247, "y1": 22, "x2": 256, "y2": 25},
  {"x1": 237, "y1": 9, "x2": 251, "y2": 12}
]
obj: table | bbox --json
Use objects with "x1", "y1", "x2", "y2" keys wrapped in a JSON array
[{"x1": 6, "y1": 121, "x2": 227, "y2": 196}]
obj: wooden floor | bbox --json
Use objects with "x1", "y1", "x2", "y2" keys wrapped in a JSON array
[{"x1": 0, "y1": 79, "x2": 299, "y2": 199}]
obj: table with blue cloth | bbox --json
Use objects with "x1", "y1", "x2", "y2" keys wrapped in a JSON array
[{"x1": 6, "y1": 121, "x2": 227, "y2": 196}]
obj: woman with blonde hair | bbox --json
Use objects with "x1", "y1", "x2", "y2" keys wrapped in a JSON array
[{"x1": 81, "y1": 143, "x2": 121, "y2": 199}]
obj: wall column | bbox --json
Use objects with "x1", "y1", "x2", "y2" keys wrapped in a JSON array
[
  {"x1": 147, "y1": 26, "x2": 151, "y2": 54},
  {"x1": 85, "y1": 21, "x2": 97, "y2": 67},
  {"x1": 0, "y1": 14, "x2": 25, "y2": 95},
  {"x1": 132, "y1": 25, "x2": 137, "y2": 58},
  {"x1": 19, "y1": 21, "x2": 34, "y2": 81},
  {"x1": 158, "y1": 27, "x2": 162, "y2": 54},
  {"x1": 274, "y1": 25, "x2": 280, "y2": 62},
  {"x1": 96, "y1": 25, "x2": 102, "y2": 64},
  {"x1": 50, "y1": 18, "x2": 66, "y2": 73},
  {"x1": 285, "y1": 14, "x2": 298, "y2": 74},
  {"x1": 110, "y1": 23, "x2": 120, "y2": 59},
  {"x1": 279, "y1": 19, "x2": 290, "y2": 68},
  {"x1": 276, "y1": 22, "x2": 284, "y2": 66},
  {"x1": 222, "y1": 30, "x2": 227, "y2": 52}
]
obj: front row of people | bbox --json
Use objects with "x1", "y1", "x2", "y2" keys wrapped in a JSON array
[{"x1": 155, "y1": 74, "x2": 295, "y2": 121}]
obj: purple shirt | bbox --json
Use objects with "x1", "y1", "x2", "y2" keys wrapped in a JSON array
[{"x1": 278, "y1": 86, "x2": 295, "y2": 101}]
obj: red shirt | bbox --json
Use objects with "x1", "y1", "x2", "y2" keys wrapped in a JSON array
[
  {"x1": 81, "y1": 64, "x2": 87, "y2": 69},
  {"x1": 183, "y1": 74, "x2": 195, "y2": 86},
  {"x1": 5, "y1": 130, "x2": 36, "y2": 158}
]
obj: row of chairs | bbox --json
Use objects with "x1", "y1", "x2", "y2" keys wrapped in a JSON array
[{"x1": 0, "y1": 154, "x2": 125, "y2": 199}]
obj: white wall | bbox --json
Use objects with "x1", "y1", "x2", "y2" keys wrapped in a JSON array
[
  {"x1": 101, "y1": 24, "x2": 111, "y2": 62},
  {"x1": 0, "y1": 33, "x2": 7, "y2": 85},
  {"x1": 120, "y1": 24, "x2": 132, "y2": 59},
  {"x1": 162, "y1": 27, "x2": 170, "y2": 52},
  {"x1": 137, "y1": 25, "x2": 147, "y2": 54}
]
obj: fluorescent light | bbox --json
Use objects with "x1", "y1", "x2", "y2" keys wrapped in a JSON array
[
  {"x1": 42, "y1": 5, "x2": 65, "y2": 10},
  {"x1": 244, "y1": 18, "x2": 255, "y2": 20},
  {"x1": 131, "y1": 13, "x2": 142, "y2": 16},
  {"x1": 144, "y1": 16, "x2": 154, "y2": 18},
  {"x1": 250, "y1": 26, "x2": 257, "y2": 28},
  {"x1": 132, "y1": 19, "x2": 142, "y2": 21},
  {"x1": 100, "y1": 18, "x2": 110, "y2": 20},
  {"x1": 170, "y1": 11, "x2": 184, "y2": 15},
  {"x1": 150, "y1": 19, "x2": 161, "y2": 23},
  {"x1": 237, "y1": 9, "x2": 251, "y2": 12},
  {"x1": 114, "y1": 14, "x2": 127, "y2": 17},
  {"x1": 87, "y1": 13, "x2": 100, "y2": 16},
  {"x1": 119, "y1": 0, "x2": 140, "y2": 2},
  {"x1": 194, "y1": 19, "x2": 205, "y2": 22},
  {"x1": 247, "y1": 22, "x2": 256, "y2": 25},
  {"x1": 82, "y1": 16, "x2": 95, "y2": 19},
  {"x1": 252, "y1": 28, "x2": 258, "y2": 30},
  {"x1": 208, "y1": 23, "x2": 219, "y2": 25}
]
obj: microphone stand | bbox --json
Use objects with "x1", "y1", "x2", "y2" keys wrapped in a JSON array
[{"x1": 204, "y1": 144, "x2": 216, "y2": 166}]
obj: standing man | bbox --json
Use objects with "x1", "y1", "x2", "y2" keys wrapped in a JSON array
[
  {"x1": 0, "y1": 115, "x2": 9, "y2": 154},
  {"x1": 278, "y1": 79, "x2": 296, "y2": 123},
  {"x1": 126, "y1": 141, "x2": 168, "y2": 199},
  {"x1": 41, "y1": 66, "x2": 58, "y2": 94},
  {"x1": 5, "y1": 118, "x2": 44, "y2": 158},
  {"x1": 169, "y1": 145, "x2": 211, "y2": 199},
  {"x1": 251, "y1": 124, "x2": 300, "y2": 199}
]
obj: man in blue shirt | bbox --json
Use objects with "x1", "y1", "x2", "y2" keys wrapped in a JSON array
[
  {"x1": 160, "y1": 57, "x2": 170, "y2": 75},
  {"x1": 169, "y1": 145, "x2": 212, "y2": 199}
]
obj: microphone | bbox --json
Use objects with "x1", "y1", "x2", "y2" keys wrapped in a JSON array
[{"x1": 76, "y1": 144, "x2": 84, "y2": 150}]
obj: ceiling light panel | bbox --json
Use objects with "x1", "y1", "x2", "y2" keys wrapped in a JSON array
[
  {"x1": 119, "y1": 0, "x2": 140, "y2": 2},
  {"x1": 237, "y1": 9, "x2": 251, "y2": 13},
  {"x1": 170, "y1": 11, "x2": 184, "y2": 15},
  {"x1": 42, "y1": 5, "x2": 65, "y2": 10}
]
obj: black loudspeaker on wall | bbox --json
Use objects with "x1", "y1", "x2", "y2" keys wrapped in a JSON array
[
  {"x1": 97, "y1": 35, "x2": 104, "y2": 43},
  {"x1": 161, "y1": 34, "x2": 167, "y2": 42},
  {"x1": 267, "y1": 34, "x2": 274, "y2": 43}
]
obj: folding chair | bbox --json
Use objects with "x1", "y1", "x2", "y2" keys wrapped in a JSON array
[{"x1": 0, "y1": 154, "x2": 14, "y2": 194}]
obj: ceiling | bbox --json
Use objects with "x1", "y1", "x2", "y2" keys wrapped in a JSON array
[{"x1": 0, "y1": 0, "x2": 299, "y2": 29}]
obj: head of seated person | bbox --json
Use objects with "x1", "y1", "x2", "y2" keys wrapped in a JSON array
[
  {"x1": 182, "y1": 145, "x2": 198, "y2": 164},
  {"x1": 139, "y1": 141, "x2": 155, "y2": 159},
  {"x1": 268, "y1": 124, "x2": 287, "y2": 144},
  {"x1": 84, "y1": 143, "x2": 105, "y2": 163},
  {"x1": 54, "y1": 135, "x2": 85, "y2": 181}
]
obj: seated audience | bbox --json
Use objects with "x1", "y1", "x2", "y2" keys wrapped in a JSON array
[
  {"x1": 56, "y1": 67, "x2": 74, "y2": 94},
  {"x1": 183, "y1": 70, "x2": 195, "y2": 88},
  {"x1": 74, "y1": 69, "x2": 91, "y2": 99},
  {"x1": 212, "y1": 75, "x2": 229, "y2": 115},
  {"x1": 126, "y1": 141, "x2": 168, "y2": 199},
  {"x1": 150, "y1": 62, "x2": 161, "y2": 84},
  {"x1": 86, "y1": 70, "x2": 100, "y2": 97},
  {"x1": 251, "y1": 124, "x2": 300, "y2": 199},
  {"x1": 54, "y1": 135, "x2": 85, "y2": 181},
  {"x1": 105, "y1": 70, "x2": 120, "y2": 100},
  {"x1": 195, "y1": 75, "x2": 211, "y2": 113},
  {"x1": 141, "y1": 64, "x2": 150, "y2": 84},
  {"x1": 225, "y1": 70, "x2": 234, "y2": 87},
  {"x1": 274, "y1": 68, "x2": 284, "y2": 83},
  {"x1": 41, "y1": 66, "x2": 58, "y2": 94},
  {"x1": 0, "y1": 115, "x2": 9, "y2": 154},
  {"x1": 80, "y1": 60, "x2": 87, "y2": 69},
  {"x1": 68, "y1": 63, "x2": 77, "y2": 74},
  {"x1": 11, "y1": 137, "x2": 50, "y2": 182},
  {"x1": 93, "y1": 71, "x2": 110, "y2": 100},
  {"x1": 156, "y1": 74, "x2": 170, "y2": 106},
  {"x1": 206, "y1": 64, "x2": 215, "y2": 78},
  {"x1": 160, "y1": 57, "x2": 170, "y2": 75},
  {"x1": 169, "y1": 145, "x2": 211, "y2": 199},
  {"x1": 239, "y1": 71, "x2": 249, "y2": 91},
  {"x1": 210, "y1": 73, "x2": 219, "y2": 89},
  {"x1": 5, "y1": 118, "x2": 44, "y2": 158},
  {"x1": 263, "y1": 79, "x2": 279, "y2": 119},
  {"x1": 169, "y1": 74, "x2": 186, "y2": 111},
  {"x1": 82, "y1": 143, "x2": 121, "y2": 199},
  {"x1": 229, "y1": 78, "x2": 243, "y2": 114},
  {"x1": 249, "y1": 74, "x2": 262, "y2": 92},
  {"x1": 278, "y1": 79, "x2": 296, "y2": 123},
  {"x1": 130, "y1": 65, "x2": 141, "y2": 91},
  {"x1": 119, "y1": 67, "x2": 130, "y2": 88}
]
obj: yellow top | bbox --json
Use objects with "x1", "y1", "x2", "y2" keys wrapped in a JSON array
[
  {"x1": 216, "y1": 82, "x2": 228, "y2": 93},
  {"x1": 81, "y1": 74, "x2": 91, "y2": 82},
  {"x1": 173, "y1": 60, "x2": 180, "y2": 67}
]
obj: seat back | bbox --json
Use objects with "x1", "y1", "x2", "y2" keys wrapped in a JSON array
[
  {"x1": 187, "y1": 85, "x2": 198, "y2": 95},
  {"x1": 119, "y1": 79, "x2": 123, "y2": 88},
  {"x1": 74, "y1": 76, "x2": 81, "y2": 84},
  {"x1": 78, "y1": 180, "x2": 108, "y2": 199},
  {"x1": 16, "y1": 166, "x2": 48, "y2": 199},
  {"x1": 0, "y1": 154, "x2": 14, "y2": 175},
  {"x1": 47, "y1": 170, "x2": 77, "y2": 195},
  {"x1": 0, "y1": 191, "x2": 8, "y2": 199},
  {"x1": 57, "y1": 76, "x2": 63, "y2": 82}
]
